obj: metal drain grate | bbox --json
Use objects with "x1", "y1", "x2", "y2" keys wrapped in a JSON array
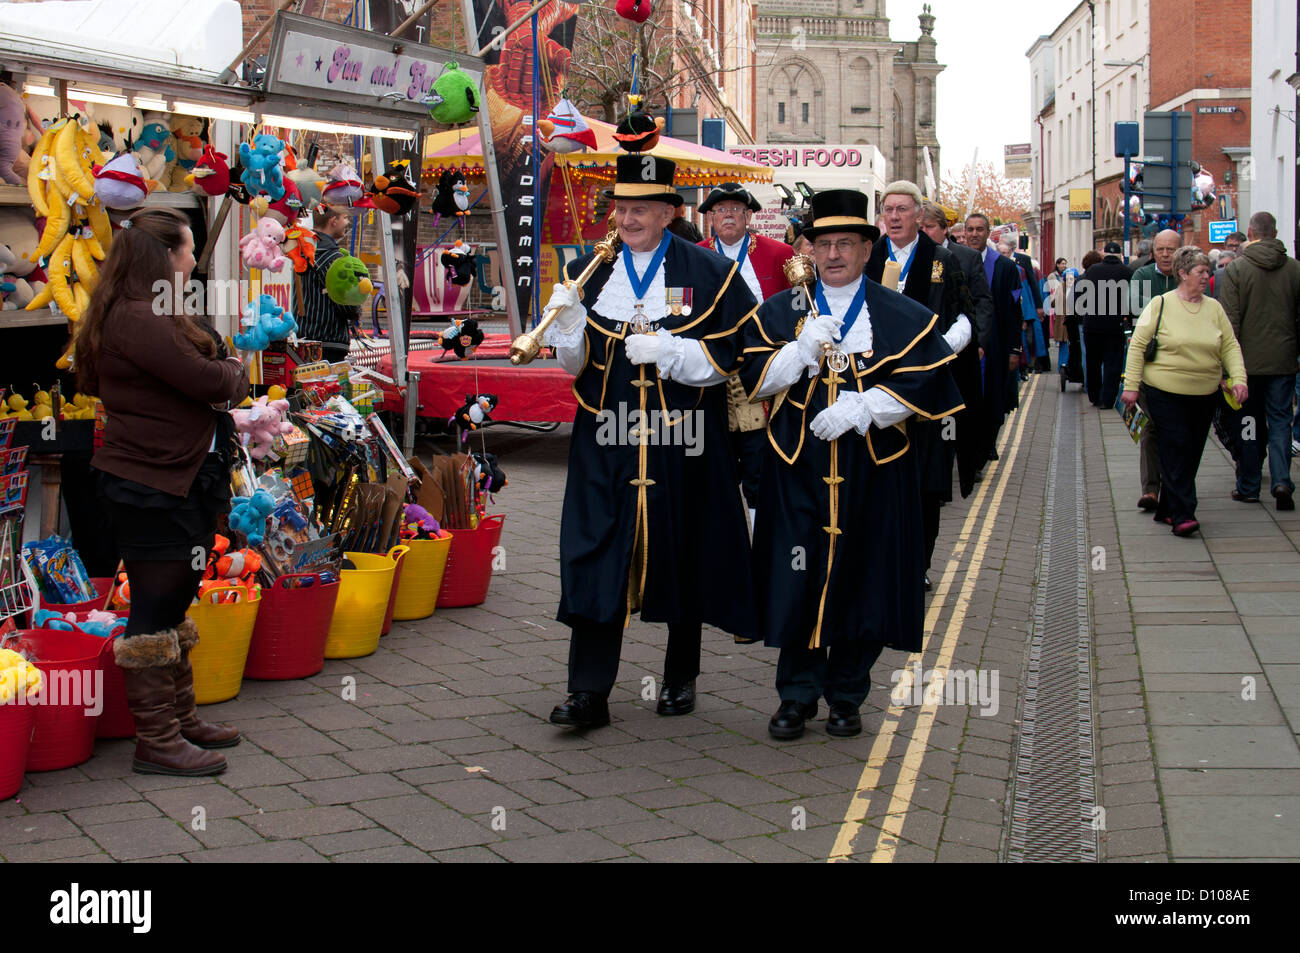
[{"x1": 1007, "y1": 395, "x2": 1100, "y2": 862}]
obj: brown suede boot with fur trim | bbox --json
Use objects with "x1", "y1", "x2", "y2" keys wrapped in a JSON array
[
  {"x1": 115, "y1": 628, "x2": 226, "y2": 776},
  {"x1": 172, "y1": 618, "x2": 241, "y2": 749}
]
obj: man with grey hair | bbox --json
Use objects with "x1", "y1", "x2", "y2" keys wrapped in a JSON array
[
  {"x1": 1220, "y1": 210, "x2": 1300, "y2": 510},
  {"x1": 1132, "y1": 238, "x2": 1154, "y2": 270}
]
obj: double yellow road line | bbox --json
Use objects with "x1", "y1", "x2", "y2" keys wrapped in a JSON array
[{"x1": 826, "y1": 374, "x2": 1043, "y2": 862}]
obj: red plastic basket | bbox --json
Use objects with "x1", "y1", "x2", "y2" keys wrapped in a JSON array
[
  {"x1": 380, "y1": 546, "x2": 409, "y2": 636},
  {"x1": 245, "y1": 573, "x2": 341, "y2": 680},
  {"x1": 6, "y1": 629, "x2": 108, "y2": 772},
  {"x1": 437, "y1": 515, "x2": 505, "y2": 608},
  {"x1": 0, "y1": 699, "x2": 36, "y2": 799},
  {"x1": 37, "y1": 576, "x2": 112, "y2": 616}
]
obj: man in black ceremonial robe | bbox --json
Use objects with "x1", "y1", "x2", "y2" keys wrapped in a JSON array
[
  {"x1": 740, "y1": 189, "x2": 964, "y2": 740},
  {"x1": 867, "y1": 181, "x2": 981, "y2": 590},
  {"x1": 964, "y1": 212, "x2": 1023, "y2": 465},
  {"x1": 541, "y1": 151, "x2": 759, "y2": 729}
]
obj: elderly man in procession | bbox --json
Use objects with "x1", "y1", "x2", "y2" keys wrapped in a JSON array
[
  {"x1": 539, "y1": 151, "x2": 758, "y2": 729},
  {"x1": 739, "y1": 189, "x2": 964, "y2": 740},
  {"x1": 867, "y1": 181, "x2": 982, "y2": 590},
  {"x1": 698, "y1": 181, "x2": 795, "y2": 526}
]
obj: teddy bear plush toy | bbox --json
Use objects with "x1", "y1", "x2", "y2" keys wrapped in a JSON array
[
  {"x1": 166, "y1": 115, "x2": 206, "y2": 191},
  {"x1": 235, "y1": 293, "x2": 297, "y2": 351},
  {"x1": 232, "y1": 396, "x2": 294, "y2": 461},
  {"x1": 239, "y1": 133, "x2": 286, "y2": 203},
  {"x1": 130, "y1": 112, "x2": 175, "y2": 188},
  {"x1": 229, "y1": 489, "x2": 276, "y2": 546},
  {"x1": 240, "y1": 217, "x2": 288, "y2": 271},
  {"x1": 0, "y1": 208, "x2": 46, "y2": 306}
]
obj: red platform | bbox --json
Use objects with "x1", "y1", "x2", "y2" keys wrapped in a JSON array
[{"x1": 376, "y1": 334, "x2": 578, "y2": 423}]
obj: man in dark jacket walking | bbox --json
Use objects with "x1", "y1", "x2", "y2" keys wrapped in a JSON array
[
  {"x1": 1220, "y1": 211, "x2": 1300, "y2": 510},
  {"x1": 1076, "y1": 241, "x2": 1133, "y2": 408}
]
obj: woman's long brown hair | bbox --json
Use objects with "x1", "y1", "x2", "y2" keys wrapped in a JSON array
[{"x1": 74, "y1": 207, "x2": 217, "y2": 395}]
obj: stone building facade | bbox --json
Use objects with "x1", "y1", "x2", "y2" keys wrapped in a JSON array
[{"x1": 753, "y1": 1, "x2": 943, "y2": 186}]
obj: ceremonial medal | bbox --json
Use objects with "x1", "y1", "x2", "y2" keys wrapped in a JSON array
[
  {"x1": 623, "y1": 233, "x2": 671, "y2": 336},
  {"x1": 630, "y1": 302, "x2": 652, "y2": 335},
  {"x1": 667, "y1": 287, "x2": 684, "y2": 317},
  {"x1": 827, "y1": 345, "x2": 850, "y2": 374}
]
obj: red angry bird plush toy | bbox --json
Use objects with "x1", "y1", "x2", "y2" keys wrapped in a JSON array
[{"x1": 615, "y1": 0, "x2": 654, "y2": 23}]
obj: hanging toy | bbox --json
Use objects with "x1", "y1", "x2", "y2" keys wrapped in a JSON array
[
  {"x1": 439, "y1": 316, "x2": 483, "y2": 360},
  {"x1": 1190, "y1": 162, "x2": 1216, "y2": 211},
  {"x1": 429, "y1": 168, "x2": 466, "y2": 220},
  {"x1": 321, "y1": 160, "x2": 367, "y2": 208},
  {"x1": 239, "y1": 217, "x2": 289, "y2": 272},
  {"x1": 441, "y1": 240, "x2": 475, "y2": 288},
  {"x1": 367, "y1": 159, "x2": 422, "y2": 215},
  {"x1": 231, "y1": 395, "x2": 294, "y2": 460},
  {"x1": 426, "y1": 62, "x2": 480, "y2": 125},
  {"x1": 612, "y1": 112, "x2": 665, "y2": 153},
  {"x1": 471, "y1": 450, "x2": 507, "y2": 493},
  {"x1": 92, "y1": 151, "x2": 149, "y2": 209},
  {"x1": 234, "y1": 294, "x2": 297, "y2": 352},
  {"x1": 130, "y1": 113, "x2": 175, "y2": 189},
  {"x1": 538, "y1": 98, "x2": 598, "y2": 153},
  {"x1": 282, "y1": 225, "x2": 318, "y2": 273},
  {"x1": 325, "y1": 255, "x2": 373, "y2": 305},
  {"x1": 615, "y1": 0, "x2": 654, "y2": 23},
  {"x1": 450, "y1": 393, "x2": 497, "y2": 443},
  {"x1": 185, "y1": 145, "x2": 232, "y2": 197},
  {"x1": 238, "y1": 133, "x2": 287, "y2": 203}
]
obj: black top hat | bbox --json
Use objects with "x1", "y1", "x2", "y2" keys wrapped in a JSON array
[
  {"x1": 700, "y1": 182, "x2": 761, "y2": 214},
  {"x1": 611, "y1": 153, "x2": 684, "y2": 207},
  {"x1": 802, "y1": 188, "x2": 880, "y2": 242}
]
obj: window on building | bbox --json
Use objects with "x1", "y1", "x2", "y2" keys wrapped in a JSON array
[
  {"x1": 1067, "y1": 36, "x2": 1073, "y2": 71},
  {"x1": 850, "y1": 57, "x2": 873, "y2": 113},
  {"x1": 1102, "y1": 0, "x2": 1110, "y2": 43},
  {"x1": 1131, "y1": 73, "x2": 1139, "y2": 118},
  {"x1": 802, "y1": 102, "x2": 809, "y2": 124},
  {"x1": 778, "y1": 101, "x2": 785, "y2": 124},
  {"x1": 1104, "y1": 91, "x2": 1111, "y2": 140}
]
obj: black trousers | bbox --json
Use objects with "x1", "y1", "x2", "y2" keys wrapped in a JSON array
[
  {"x1": 1143, "y1": 384, "x2": 1218, "y2": 524},
  {"x1": 729, "y1": 428, "x2": 765, "y2": 511},
  {"x1": 1083, "y1": 330, "x2": 1126, "y2": 407},
  {"x1": 921, "y1": 490, "x2": 943, "y2": 571},
  {"x1": 567, "y1": 620, "x2": 702, "y2": 697},
  {"x1": 776, "y1": 640, "x2": 885, "y2": 708}
]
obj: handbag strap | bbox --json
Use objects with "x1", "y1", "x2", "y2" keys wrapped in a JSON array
[{"x1": 1150, "y1": 294, "x2": 1165, "y2": 346}]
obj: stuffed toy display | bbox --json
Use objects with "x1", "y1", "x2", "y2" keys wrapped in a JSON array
[
  {"x1": 264, "y1": 176, "x2": 303, "y2": 226},
  {"x1": 239, "y1": 217, "x2": 288, "y2": 272},
  {"x1": 287, "y1": 164, "x2": 327, "y2": 213},
  {"x1": 93, "y1": 151, "x2": 149, "y2": 208},
  {"x1": 429, "y1": 168, "x2": 468, "y2": 219},
  {"x1": 427, "y1": 63, "x2": 479, "y2": 125},
  {"x1": 166, "y1": 115, "x2": 205, "y2": 191},
  {"x1": 85, "y1": 103, "x2": 142, "y2": 154},
  {"x1": 282, "y1": 225, "x2": 317, "y2": 273},
  {"x1": 0, "y1": 245, "x2": 34, "y2": 309},
  {"x1": 130, "y1": 112, "x2": 175, "y2": 188},
  {"x1": 401, "y1": 503, "x2": 441, "y2": 540},
  {"x1": 200, "y1": 534, "x2": 261, "y2": 600},
  {"x1": 538, "y1": 98, "x2": 598, "y2": 153},
  {"x1": 0, "y1": 208, "x2": 45, "y2": 307},
  {"x1": 450, "y1": 393, "x2": 497, "y2": 443},
  {"x1": 32, "y1": 608, "x2": 127, "y2": 639},
  {"x1": 439, "y1": 315, "x2": 483, "y2": 359},
  {"x1": 0, "y1": 81, "x2": 26, "y2": 185},
  {"x1": 441, "y1": 239, "x2": 475, "y2": 287},
  {"x1": 238, "y1": 133, "x2": 286, "y2": 203},
  {"x1": 615, "y1": 0, "x2": 654, "y2": 22},
  {"x1": 229, "y1": 489, "x2": 276, "y2": 546},
  {"x1": 612, "y1": 112, "x2": 664, "y2": 153},
  {"x1": 232, "y1": 396, "x2": 294, "y2": 461},
  {"x1": 185, "y1": 144, "x2": 232, "y2": 197},
  {"x1": 321, "y1": 161, "x2": 366, "y2": 208},
  {"x1": 471, "y1": 450, "x2": 507, "y2": 493},
  {"x1": 367, "y1": 159, "x2": 421, "y2": 216},
  {"x1": 325, "y1": 255, "x2": 373, "y2": 305},
  {"x1": 235, "y1": 294, "x2": 297, "y2": 351}
]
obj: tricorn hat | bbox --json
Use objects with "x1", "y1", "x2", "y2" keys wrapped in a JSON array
[
  {"x1": 700, "y1": 182, "x2": 761, "y2": 214},
  {"x1": 611, "y1": 153, "x2": 684, "y2": 207},
  {"x1": 802, "y1": 188, "x2": 881, "y2": 242}
]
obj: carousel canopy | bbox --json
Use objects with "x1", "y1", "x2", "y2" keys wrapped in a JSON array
[{"x1": 422, "y1": 117, "x2": 773, "y2": 188}]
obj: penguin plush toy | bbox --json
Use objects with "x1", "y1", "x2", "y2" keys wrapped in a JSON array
[
  {"x1": 450, "y1": 393, "x2": 497, "y2": 444},
  {"x1": 440, "y1": 317, "x2": 483, "y2": 359},
  {"x1": 430, "y1": 169, "x2": 466, "y2": 219}
]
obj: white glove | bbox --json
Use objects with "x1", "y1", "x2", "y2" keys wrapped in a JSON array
[
  {"x1": 544, "y1": 282, "x2": 586, "y2": 334},
  {"x1": 653, "y1": 330, "x2": 686, "y2": 380},
  {"x1": 625, "y1": 333, "x2": 661, "y2": 365},
  {"x1": 797, "y1": 315, "x2": 841, "y2": 369},
  {"x1": 810, "y1": 391, "x2": 871, "y2": 441}
]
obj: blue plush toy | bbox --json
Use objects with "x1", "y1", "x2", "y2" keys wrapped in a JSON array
[
  {"x1": 235, "y1": 294, "x2": 297, "y2": 352},
  {"x1": 238, "y1": 134, "x2": 286, "y2": 202},
  {"x1": 33, "y1": 609, "x2": 127, "y2": 639},
  {"x1": 229, "y1": 489, "x2": 276, "y2": 545}
]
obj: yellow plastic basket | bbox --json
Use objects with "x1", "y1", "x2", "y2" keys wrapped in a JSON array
[
  {"x1": 392, "y1": 534, "x2": 453, "y2": 621},
  {"x1": 323, "y1": 550, "x2": 400, "y2": 659},
  {"x1": 186, "y1": 587, "x2": 262, "y2": 704}
]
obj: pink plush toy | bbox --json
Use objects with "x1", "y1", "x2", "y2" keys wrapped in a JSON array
[
  {"x1": 231, "y1": 396, "x2": 293, "y2": 460},
  {"x1": 239, "y1": 218, "x2": 287, "y2": 272}
]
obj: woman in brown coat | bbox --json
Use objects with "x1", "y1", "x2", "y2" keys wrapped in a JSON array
[{"x1": 75, "y1": 208, "x2": 248, "y2": 776}]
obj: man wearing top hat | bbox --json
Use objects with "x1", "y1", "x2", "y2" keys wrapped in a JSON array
[
  {"x1": 698, "y1": 181, "x2": 796, "y2": 524},
  {"x1": 539, "y1": 150, "x2": 760, "y2": 729},
  {"x1": 739, "y1": 188, "x2": 964, "y2": 740}
]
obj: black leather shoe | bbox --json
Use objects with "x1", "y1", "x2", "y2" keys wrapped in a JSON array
[
  {"x1": 924, "y1": 573, "x2": 932, "y2": 591},
  {"x1": 768, "y1": 700, "x2": 817, "y2": 740},
  {"x1": 826, "y1": 702, "x2": 863, "y2": 737},
  {"x1": 1274, "y1": 486, "x2": 1295, "y2": 511},
  {"x1": 549, "y1": 692, "x2": 610, "y2": 728},
  {"x1": 656, "y1": 679, "x2": 696, "y2": 716}
]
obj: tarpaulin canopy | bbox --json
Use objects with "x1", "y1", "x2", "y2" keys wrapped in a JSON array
[{"x1": 423, "y1": 117, "x2": 773, "y2": 187}]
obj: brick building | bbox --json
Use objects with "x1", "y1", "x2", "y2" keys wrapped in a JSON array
[{"x1": 1147, "y1": 0, "x2": 1252, "y2": 250}]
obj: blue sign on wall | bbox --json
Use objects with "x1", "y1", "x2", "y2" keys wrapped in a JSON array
[{"x1": 1208, "y1": 220, "x2": 1238, "y2": 244}]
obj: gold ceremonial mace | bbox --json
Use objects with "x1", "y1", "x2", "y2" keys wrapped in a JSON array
[
  {"x1": 783, "y1": 254, "x2": 830, "y2": 356},
  {"x1": 510, "y1": 229, "x2": 623, "y2": 365}
]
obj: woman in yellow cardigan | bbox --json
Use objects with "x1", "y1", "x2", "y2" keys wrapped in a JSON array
[{"x1": 1121, "y1": 246, "x2": 1248, "y2": 537}]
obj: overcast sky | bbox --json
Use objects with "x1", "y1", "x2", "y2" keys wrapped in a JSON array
[{"x1": 889, "y1": 0, "x2": 1084, "y2": 180}]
